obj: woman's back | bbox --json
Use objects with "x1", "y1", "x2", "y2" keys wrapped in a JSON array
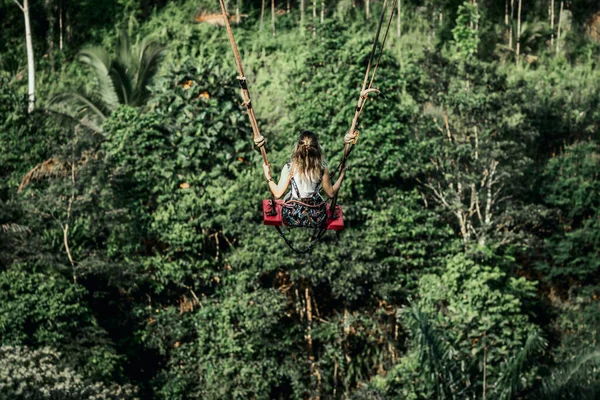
[
  {"x1": 282, "y1": 163, "x2": 322, "y2": 200},
  {"x1": 262, "y1": 130, "x2": 346, "y2": 205}
]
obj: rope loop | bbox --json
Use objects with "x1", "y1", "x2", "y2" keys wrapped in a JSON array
[
  {"x1": 254, "y1": 135, "x2": 266, "y2": 148},
  {"x1": 360, "y1": 88, "x2": 382, "y2": 99}
]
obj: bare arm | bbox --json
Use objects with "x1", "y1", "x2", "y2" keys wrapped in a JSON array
[
  {"x1": 263, "y1": 163, "x2": 291, "y2": 199},
  {"x1": 321, "y1": 166, "x2": 346, "y2": 198}
]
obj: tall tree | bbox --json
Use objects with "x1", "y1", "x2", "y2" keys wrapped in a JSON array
[
  {"x1": 516, "y1": 0, "x2": 522, "y2": 63},
  {"x1": 550, "y1": 0, "x2": 555, "y2": 45},
  {"x1": 271, "y1": 0, "x2": 276, "y2": 36},
  {"x1": 509, "y1": 0, "x2": 514, "y2": 48},
  {"x1": 556, "y1": 0, "x2": 563, "y2": 54},
  {"x1": 59, "y1": 0, "x2": 63, "y2": 49},
  {"x1": 44, "y1": 0, "x2": 56, "y2": 72},
  {"x1": 397, "y1": 0, "x2": 402, "y2": 37},
  {"x1": 417, "y1": 53, "x2": 536, "y2": 247},
  {"x1": 12, "y1": 0, "x2": 35, "y2": 112},
  {"x1": 260, "y1": 0, "x2": 266, "y2": 31},
  {"x1": 300, "y1": 0, "x2": 305, "y2": 33},
  {"x1": 320, "y1": 0, "x2": 324, "y2": 23}
]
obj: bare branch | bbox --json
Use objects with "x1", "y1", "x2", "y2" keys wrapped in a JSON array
[
  {"x1": 12, "y1": 0, "x2": 24, "y2": 12},
  {"x1": 468, "y1": 183, "x2": 477, "y2": 218},
  {"x1": 0, "y1": 223, "x2": 30, "y2": 234},
  {"x1": 424, "y1": 182, "x2": 451, "y2": 209},
  {"x1": 63, "y1": 161, "x2": 76, "y2": 278},
  {"x1": 474, "y1": 185, "x2": 483, "y2": 224},
  {"x1": 484, "y1": 161, "x2": 499, "y2": 226},
  {"x1": 474, "y1": 125, "x2": 479, "y2": 160},
  {"x1": 443, "y1": 108, "x2": 452, "y2": 142}
]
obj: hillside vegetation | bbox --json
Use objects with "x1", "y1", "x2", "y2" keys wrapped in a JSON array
[{"x1": 1, "y1": 0, "x2": 599, "y2": 398}]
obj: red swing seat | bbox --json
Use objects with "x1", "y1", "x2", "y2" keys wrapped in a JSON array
[{"x1": 262, "y1": 200, "x2": 344, "y2": 231}]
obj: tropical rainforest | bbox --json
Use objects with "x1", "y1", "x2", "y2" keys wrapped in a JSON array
[{"x1": 1, "y1": 0, "x2": 599, "y2": 398}]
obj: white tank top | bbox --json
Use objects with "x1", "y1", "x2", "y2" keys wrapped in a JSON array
[{"x1": 282, "y1": 164, "x2": 321, "y2": 199}]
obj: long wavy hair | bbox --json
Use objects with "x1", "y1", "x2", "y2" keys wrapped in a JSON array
[{"x1": 290, "y1": 130, "x2": 324, "y2": 182}]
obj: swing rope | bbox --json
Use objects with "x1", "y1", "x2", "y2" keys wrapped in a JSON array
[
  {"x1": 218, "y1": 0, "x2": 396, "y2": 253},
  {"x1": 217, "y1": 0, "x2": 277, "y2": 215},
  {"x1": 329, "y1": 0, "x2": 397, "y2": 216}
]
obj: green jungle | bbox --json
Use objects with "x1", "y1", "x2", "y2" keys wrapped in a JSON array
[{"x1": 1, "y1": 0, "x2": 599, "y2": 398}]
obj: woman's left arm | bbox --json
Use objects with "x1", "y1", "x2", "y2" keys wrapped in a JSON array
[
  {"x1": 263, "y1": 163, "x2": 291, "y2": 199},
  {"x1": 321, "y1": 166, "x2": 346, "y2": 198}
]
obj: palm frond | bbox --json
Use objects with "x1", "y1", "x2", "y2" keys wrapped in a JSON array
[
  {"x1": 32, "y1": 108, "x2": 105, "y2": 136},
  {"x1": 50, "y1": 92, "x2": 108, "y2": 121},
  {"x1": 494, "y1": 329, "x2": 548, "y2": 400},
  {"x1": 18, "y1": 158, "x2": 68, "y2": 193},
  {"x1": 109, "y1": 60, "x2": 134, "y2": 105},
  {"x1": 134, "y1": 37, "x2": 165, "y2": 106},
  {"x1": 57, "y1": 30, "x2": 164, "y2": 124},
  {"x1": 403, "y1": 306, "x2": 461, "y2": 399},
  {"x1": 116, "y1": 29, "x2": 135, "y2": 71},
  {"x1": 79, "y1": 47, "x2": 120, "y2": 109},
  {"x1": 0, "y1": 223, "x2": 30, "y2": 234},
  {"x1": 539, "y1": 350, "x2": 600, "y2": 400}
]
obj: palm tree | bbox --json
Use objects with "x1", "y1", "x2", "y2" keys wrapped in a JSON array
[
  {"x1": 403, "y1": 306, "x2": 599, "y2": 400},
  {"x1": 495, "y1": 20, "x2": 547, "y2": 64},
  {"x1": 538, "y1": 350, "x2": 600, "y2": 400},
  {"x1": 52, "y1": 29, "x2": 165, "y2": 127}
]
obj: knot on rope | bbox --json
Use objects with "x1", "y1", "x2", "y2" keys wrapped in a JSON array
[
  {"x1": 254, "y1": 135, "x2": 266, "y2": 148},
  {"x1": 344, "y1": 130, "x2": 359, "y2": 145}
]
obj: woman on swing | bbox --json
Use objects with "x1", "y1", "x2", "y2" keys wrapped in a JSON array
[{"x1": 262, "y1": 130, "x2": 347, "y2": 228}]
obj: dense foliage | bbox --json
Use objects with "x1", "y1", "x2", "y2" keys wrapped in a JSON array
[{"x1": 1, "y1": 0, "x2": 599, "y2": 398}]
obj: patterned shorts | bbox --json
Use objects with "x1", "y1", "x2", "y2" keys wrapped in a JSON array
[{"x1": 282, "y1": 194, "x2": 327, "y2": 229}]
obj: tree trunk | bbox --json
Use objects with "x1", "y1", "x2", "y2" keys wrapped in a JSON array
[
  {"x1": 65, "y1": 3, "x2": 71, "y2": 44},
  {"x1": 17, "y1": 0, "x2": 36, "y2": 113},
  {"x1": 366, "y1": 0, "x2": 370, "y2": 20},
  {"x1": 397, "y1": 0, "x2": 401, "y2": 37},
  {"x1": 556, "y1": 1, "x2": 563, "y2": 54},
  {"x1": 312, "y1": 0, "x2": 316, "y2": 36},
  {"x1": 320, "y1": 0, "x2": 324, "y2": 24},
  {"x1": 305, "y1": 287, "x2": 321, "y2": 400},
  {"x1": 287, "y1": 0, "x2": 290, "y2": 14},
  {"x1": 550, "y1": 0, "x2": 555, "y2": 45},
  {"x1": 509, "y1": 0, "x2": 514, "y2": 49},
  {"x1": 59, "y1": 1, "x2": 63, "y2": 50},
  {"x1": 300, "y1": 0, "x2": 305, "y2": 33},
  {"x1": 505, "y1": 0, "x2": 509, "y2": 42},
  {"x1": 260, "y1": 0, "x2": 265, "y2": 31},
  {"x1": 45, "y1": 0, "x2": 56, "y2": 73},
  {"x1": 235, "y1": 0, "x2": 240, "y2": 25},
  {"x1": 482, "y1": 332, "x2": 488, "y2": 400},
  {"x1": 271, "y1": 0, "x2": 276, "y2": 36},
  {"x1": 515, "y1": 0, "x2": 522, "y2": 63}
]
